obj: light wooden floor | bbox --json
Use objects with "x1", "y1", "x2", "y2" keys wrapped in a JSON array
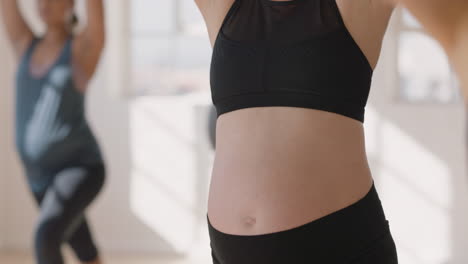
[{"x1": 0, "y1": 250, "x2": 212, "y2": 264}]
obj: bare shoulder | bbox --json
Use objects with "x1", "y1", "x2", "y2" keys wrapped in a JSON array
[
  {"x1": 70, "y1": 32, "x2": 104, "y2": 93},
  {"x1": 336, "y1": 0, "x2": 395, "y2": 21},
  {"x1": 195, "y1": 0, "x2": 236, "y2": 45},
  {"x1": 335, "y1": 0, "x2": 396, "y2": 69}
]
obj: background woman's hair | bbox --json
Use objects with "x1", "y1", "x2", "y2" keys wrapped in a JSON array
[{"x1": 71, "y1": 12, "x2": 78, "y2": 29}]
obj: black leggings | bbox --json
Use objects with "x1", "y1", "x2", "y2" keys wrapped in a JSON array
[
  {"x1": 26, "y1": 163, "x2": 105, "y2": 264},
  {"x1": 208, "y1": 184, "x2": 398, "y2": 264}
]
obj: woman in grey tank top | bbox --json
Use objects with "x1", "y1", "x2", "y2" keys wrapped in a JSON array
[{"x1": 1, "y1": 1, "x2": 106, "y2": 263}]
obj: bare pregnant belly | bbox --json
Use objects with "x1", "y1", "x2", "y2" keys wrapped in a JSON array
[{"x1": 207, "y1": 107, "x2": 373, "y2": 236}]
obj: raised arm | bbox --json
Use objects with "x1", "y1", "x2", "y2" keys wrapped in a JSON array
[
  {"x1": 395, "y1": 0, "x2": 468, "y2": 93},
  {"x1": 0, "y1": 0, "x2": 34, "y2": 59},
  {"x1": 396, "y1": 0, "x2": 467, "y2": 51},
  {"x1": 72, "y1": 0, "x2": 105, "y2": 92}
]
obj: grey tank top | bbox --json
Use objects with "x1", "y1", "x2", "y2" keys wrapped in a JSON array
[{"x1": 15, "y1": 37, "x2": 103, "y2": 170}]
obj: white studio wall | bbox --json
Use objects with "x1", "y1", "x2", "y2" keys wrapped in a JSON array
[
  {"x1": 0, "y1": 0, "x2": 38, "y2": 252},
  {"x1": 0, "y1": 13, "x2": 12, "y2": 250},
  {"x1": 366, "y1": 14, "x2": 468, "y2": 264}
]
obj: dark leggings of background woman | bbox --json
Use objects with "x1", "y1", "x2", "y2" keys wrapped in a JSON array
[{"x1": 29, "y1": 164, "x2": 105, "y2": 263}]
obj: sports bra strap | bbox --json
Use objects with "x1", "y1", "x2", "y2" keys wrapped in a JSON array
[
  {"x1": 22, "y1": 37, "x2": 40, "y2": 62},
  {"x1": 218, "y1": 0, "x2": 241, "y2": 36}
]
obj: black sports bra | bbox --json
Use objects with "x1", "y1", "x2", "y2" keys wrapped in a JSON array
[{"x1": 210, "y1": 0, "x2": 373, "y2": 122}]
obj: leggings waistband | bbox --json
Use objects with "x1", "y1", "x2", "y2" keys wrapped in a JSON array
[{"x1": 208, "y1": 184, "x2": 394, "y2": 263}]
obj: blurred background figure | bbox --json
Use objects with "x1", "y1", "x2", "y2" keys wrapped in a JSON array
[
  {"x1": 0, "y1": 1, "x2": 468, "y2": 264},
  {"x1": 0, "y1": 0, "x2": 106, "y2": 263}
]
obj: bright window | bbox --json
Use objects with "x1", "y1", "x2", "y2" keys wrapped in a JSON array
[{"x1": 130, "y1": 0, "x2": 211, "y2": 96}]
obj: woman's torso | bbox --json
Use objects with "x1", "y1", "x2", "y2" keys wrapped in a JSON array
[
  {"x1": 15, "y1": 37, "x2": 102, "y2": 171},
  {"x1": 205, "y1": 0, "x2": 394, "y2": 236}
]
